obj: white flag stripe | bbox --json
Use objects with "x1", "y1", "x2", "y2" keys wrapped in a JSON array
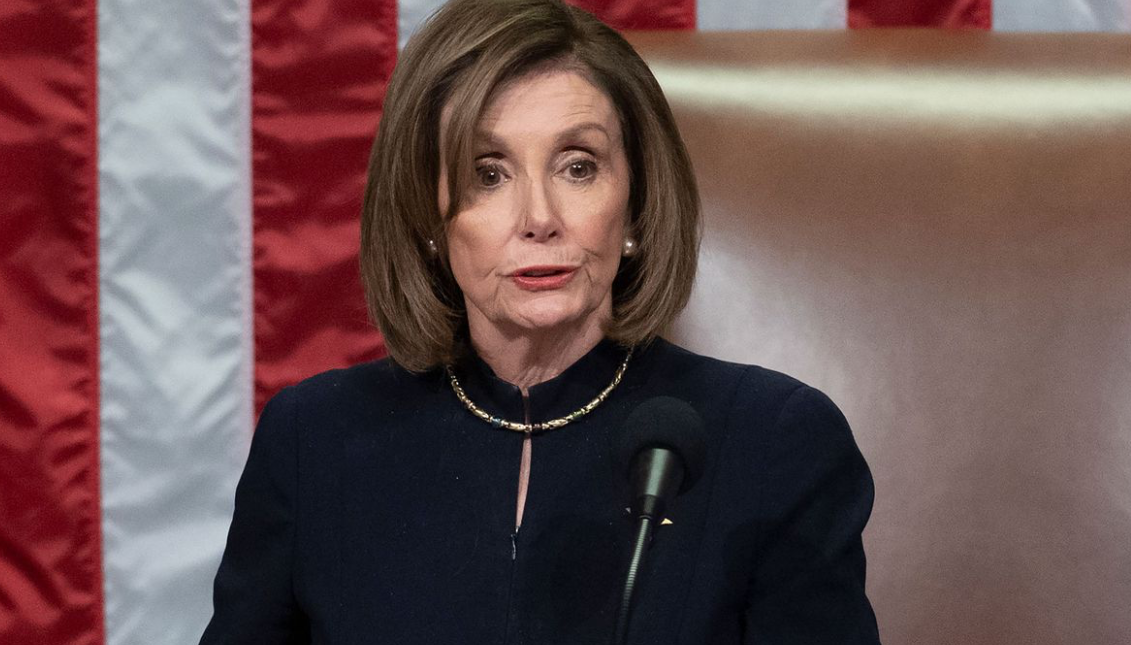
[
  {"x1": 698, "y1": 0, "x2": 846, "y2": 30},
  {"x1": 97, "y1": 0, "x2": 254, "y2": 642},
  {"x1": 995, "y1": 0, "x2": 1131, "y2": 31},
  {"x1": 399, "y1": 0, "x2": 446, "y2": 49}
]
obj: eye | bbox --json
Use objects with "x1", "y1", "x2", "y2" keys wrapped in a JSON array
[
  {"x1": 475, "y1": 163, "x2": 507, "y2": 189},
  {"x1": 565, "y1": 159, "x2": 597, "y2": 182}
]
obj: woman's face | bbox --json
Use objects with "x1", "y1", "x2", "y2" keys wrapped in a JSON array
[{"x1": 440, "y1": 69, "x2": 631, "y2": 342}]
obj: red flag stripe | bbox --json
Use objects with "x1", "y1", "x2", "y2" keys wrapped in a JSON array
[
  {"x1": 571, "y1": 0, "x2": 696, "y2": 29},
  {"x1": 849, "y1": 0, "x2": 992, "y2": 28},
  {"x1": 250, "y1": 0, "x2": 397, "y2": 414},
  {"x1": 0, "y1": 1, "x2": 104, "y2": 644}
]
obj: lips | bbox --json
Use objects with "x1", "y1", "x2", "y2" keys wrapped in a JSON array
[{"x1": 510, "y1": 265, "x2": 577, "y2": 291}]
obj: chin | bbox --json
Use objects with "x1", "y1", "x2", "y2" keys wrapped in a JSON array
[
  {"x1": 506, "y1": 297, "x2": 596, "y2": 333},
  {"x1": 509, "y1": 309, "x2": 586, "y2": 332}
]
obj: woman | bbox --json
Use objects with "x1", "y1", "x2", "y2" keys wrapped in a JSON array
[{"x1": 201, "y1": 0, "x2": 880, "y2": 643}]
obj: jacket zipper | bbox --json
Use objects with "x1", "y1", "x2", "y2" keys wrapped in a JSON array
[{"x1": 502, "y1": 392, "x2": 533, "y2": 644}]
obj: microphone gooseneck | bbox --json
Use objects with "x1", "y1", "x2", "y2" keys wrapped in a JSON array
[{"x1": 612, "y1": 397, "x2": 706, "y2": 645}]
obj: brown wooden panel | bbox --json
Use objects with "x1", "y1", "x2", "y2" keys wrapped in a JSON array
[{"x1": 629, "y1": 30, "x2": 1131, "y2": 645}]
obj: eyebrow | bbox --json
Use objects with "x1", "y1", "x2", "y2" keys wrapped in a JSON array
[
  {"x1": 553, "y1": 122, "x2": 612, "y2": 146},
  {"x1": 472, "y1": 121, "x2": 613, "y2": 157}
]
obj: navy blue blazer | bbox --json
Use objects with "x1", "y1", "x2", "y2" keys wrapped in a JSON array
[{"x1": 200, "y1": 338, "x2": 880, "y2": 644}]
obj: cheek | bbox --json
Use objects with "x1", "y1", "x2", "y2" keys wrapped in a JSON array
[
  {"x1": 583, "y1": 191, "x2": 630, "y2": 269},
  {"x1": 446, "y1": 213, "x2": 505, "y2": 288},
  {"x1": 593, "y1": 222, "x2": 625, "y2": 267},
  {"x1": 446, "y1": 226, "x2": 480, "y2": 291}
]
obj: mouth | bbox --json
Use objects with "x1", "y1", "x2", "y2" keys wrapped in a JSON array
[
  {"x1": 512, "y1": 266, "x2": 573, "y2": 277},
  {"x1": 510, "y1": 266, "x2": 577, "y2": 291}
]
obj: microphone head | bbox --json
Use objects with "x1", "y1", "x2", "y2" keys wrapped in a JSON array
[{"x1": 615, "y1": 396, "x2": 707, "y2": 494}]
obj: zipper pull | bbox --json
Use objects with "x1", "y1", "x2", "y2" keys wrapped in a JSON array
[{"x1": 510, "y1": 532, "x2": 518, "y2": 560}]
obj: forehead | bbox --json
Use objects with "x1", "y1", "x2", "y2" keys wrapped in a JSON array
[{"x1": 475, "y1": 68, "x2": 621, "y2": 141}]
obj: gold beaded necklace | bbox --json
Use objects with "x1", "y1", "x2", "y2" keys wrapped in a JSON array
[{"x1": 445, "y1": 348, "x2": 633, "y2": 434}]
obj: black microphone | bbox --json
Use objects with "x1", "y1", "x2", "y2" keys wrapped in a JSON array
[
  {"x1": 612, "y1": 397, "x2": 707, "y2": 645},
  {"x1": 616, "y1": 397, "x2": 707, "y2": 521}
]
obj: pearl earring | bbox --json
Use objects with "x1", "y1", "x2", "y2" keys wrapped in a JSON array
[
  {"x1": 426, "y1": 239, "x2": 439, "y2": 256},
  {"x1": 622, "y1": 236, "x2": 638, "y2": 257}
]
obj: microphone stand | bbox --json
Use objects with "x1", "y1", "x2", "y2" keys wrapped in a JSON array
[
  {"x1": 613, "y1": 514, "x2": 654, "y2": 645},
  {"x1": 613, "y1": 449, "x2": 682, "y2": 645},
  {"x1": 611, "y1": 397, "x2": 706, "y2": 645}
]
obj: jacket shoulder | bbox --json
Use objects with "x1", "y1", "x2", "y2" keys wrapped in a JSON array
[
  {"x1": 261, "y1": 358, "x2": 442, "y2": 427},
  {"x1": 647, "y1": 337, "x2": 810, "y2": 413}
]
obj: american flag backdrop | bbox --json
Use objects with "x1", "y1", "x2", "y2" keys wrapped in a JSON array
[{"x1": 1, "y1": 0, "x2": 1129, "y2": 643}]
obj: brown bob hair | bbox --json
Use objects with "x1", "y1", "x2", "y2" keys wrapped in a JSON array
[{"x1": 360, "y1": 0, "x2": 700, "y2": 371}]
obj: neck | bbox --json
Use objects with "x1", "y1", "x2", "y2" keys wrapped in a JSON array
[{"x1": 468, "y1": 318, "x2": 607, "y2": 391}]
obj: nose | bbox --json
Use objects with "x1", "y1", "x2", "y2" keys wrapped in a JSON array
[{"x1": 519, "y1": 177, "x2": 560, "y2": 242}]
